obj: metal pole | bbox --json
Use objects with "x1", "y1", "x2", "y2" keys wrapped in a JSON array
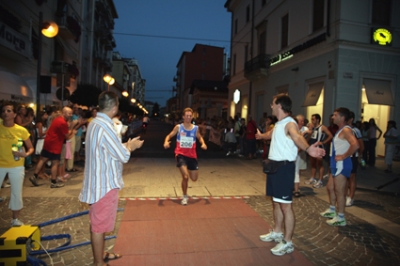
[
  {"x1": 36, "y1": 12, "x2": 43, "y2": 116},
  {"x1": 61, "y1": 63, "x2": 64, "y2": 106}
]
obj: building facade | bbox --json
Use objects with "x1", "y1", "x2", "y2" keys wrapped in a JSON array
[
  {"x1": 225, "y1": 0, "x2": 400, "y2": 156},
  {"x1": 174, "y1": 44, "x2": 226, "y2": 112},
  {"x1": 0, "y1": 0, "x2": 119, "y2": 111}
]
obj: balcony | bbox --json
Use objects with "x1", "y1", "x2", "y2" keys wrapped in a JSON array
[
  {"x1": 56, "y1": 14, "x2": 82, "y2": 42},
  {"x1": 244, "y1": 54, "x2": 270, "y2": 81}
]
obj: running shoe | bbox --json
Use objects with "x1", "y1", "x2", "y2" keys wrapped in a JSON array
[
  {"x1": 181, "y1": 196, "x2": 188, "y2": 206},
  {"x1": 320, "y1": 208, "x2": 336, "y2": 218},
  {"x1": 326, "y1": 216, "x2": 346, "y2": 226},
  {"x1": 313, "y1": 180, "x2": 323, "y2": 188},
  {"x1": 226, "y1": 151, "x2": 231, "y2": 156},
  {"x1": 50, "y1": 182, "x2": 65, "y2": 188},
  {"x1": 11, "y1": 219, "x2": 24, "y2": 227},
  {"x1": 259, "y1": 230, "x2": 284, "y2": 242},
  {"x1": 29, "y1": 176, "x2": 39, "y2": 187},
  {"x1": 271, "y1": 240, "x2": 294, "y2": 256},
  {"x1": 304, "y1": 177, "x2": 317, "y2": 185},
  {"x1": 323, "y1": 174, "x2": 329, "y2": 179},
  {"x1": 346, "y1": 197, "x2": 354, "y2": 207}
]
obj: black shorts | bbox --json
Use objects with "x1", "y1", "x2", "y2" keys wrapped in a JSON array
[
  {"x1": 41, "y1": 149, "x2": 61, "y2": 161},
  {"x1": 176, "y1": 154, "x2": 198, "y2": 171},
  {"x1": 351, "y1": 156, "x2": 359, "y2": 174},
  {"x1": 266, "y1": 162, "x2": 295, "y2": 203}
]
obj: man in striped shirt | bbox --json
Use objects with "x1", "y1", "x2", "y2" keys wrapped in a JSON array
[{"x1": 79, "y1": 91, "x2": 143, "y2": 266}]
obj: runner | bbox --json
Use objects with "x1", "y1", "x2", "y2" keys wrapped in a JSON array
[
  {"x1": 320, "y1": 107, "x2": 359, "y2": 226},
  {"x1": 163, "y1": 108, "x2": 207, "y2": 205}
]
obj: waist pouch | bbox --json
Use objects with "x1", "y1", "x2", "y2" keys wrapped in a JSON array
[{"x1": 262, "y1": 159, "x2": 291, "y2": 174}]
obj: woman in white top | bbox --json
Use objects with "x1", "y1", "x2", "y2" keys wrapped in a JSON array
[
  {"x1": 383, "y1": 120, "x2": 399, "y2": 173},
  {"x1": 367, "y1": 118, "x2": 382, "y2": 166}
]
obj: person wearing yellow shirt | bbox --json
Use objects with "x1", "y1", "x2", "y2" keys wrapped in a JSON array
[{"x1": 0, "y1": 102, "x2": 34, "y2": 226}]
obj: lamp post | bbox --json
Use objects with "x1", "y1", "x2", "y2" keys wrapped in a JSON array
[
  {"x1": 103, "y1": 74, "x2": 115, "y2": 91},
  {"x1": 36, "y1": 12, "x2": 58, "y2": 115}
]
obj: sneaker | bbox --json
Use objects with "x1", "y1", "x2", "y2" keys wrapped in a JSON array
[
  {"x1": 11, "y1": 219, "x2": 24, "y2": 227},
  {"x1": 181, "y1": 196, "x2": 188, "y2": 206},
  {"x1": 50, "y1": 182, "x2": 65, "y2": 188},
  {"x1": 1, "y1": 183, "x2": 10, "y2": 188},
  {"x1": 320, "y1": 208, "x2": 336, "y2": 218},
  {"x1": 346, "y1": 197, "x2": 354, "y2": 207},
  {"x1": 313, "y1": 180, "x2": 323, "y2": 188},
  {"x1": 259, "y1": 230, "x2": 284, "y2": 242},
  {"x1": 29, "y1": 176, "x2": 39, "y2": 187},
  {"x1": 271, "y1": 240, "x2": 294, "y2": 256},
  {"x1": 305, "y1": 177, "x2": 317, "y2": 185},
  {"x1": 323, "y1": 174, "x2": 329, "y2": 179},
  {"x1": 0, "y1": 197, "x2": 3, "y2": 202},
  {"x1": 238, "y1": 154, "x2": 244, "y2": 158},
  {"x1": 226, "y1": 151, "x2": 231, "y2": 156},
  {"x1": 326, "y1": 216, "x2": 346, "y2": 226}
]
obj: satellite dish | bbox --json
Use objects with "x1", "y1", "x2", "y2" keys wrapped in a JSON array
[{"x1": 56, "y1": 87, "x2": 70, "y2": 101}]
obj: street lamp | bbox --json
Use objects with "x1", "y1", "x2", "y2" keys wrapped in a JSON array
[
  {"x1": 130, "y1": 98, "x2": 136, "y2": 103},
  {"x1": 122, "y1": 90, "x2": 129, "y2": 97},
  {"x1": 103, "y1": 74, "x2": 115, "y2": 91},
  {"x1": 36, "y1": 12, "x2": 59, "y2": 115}
]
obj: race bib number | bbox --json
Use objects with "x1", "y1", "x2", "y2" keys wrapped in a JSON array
[
  {"x1": 311, "y1": 130, "x2": 318, "y2": 139},
  {"x1": 180, "y1": 136, "x2": 194, "y2": 148}
]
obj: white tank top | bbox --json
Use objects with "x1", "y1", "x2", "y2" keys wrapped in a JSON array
[
  {"x1": 331, "y1": 126, "x2": 351, "y2": 156},
  {"x1": 269, "y1": 116, "x2": 298, "y2": 161}
]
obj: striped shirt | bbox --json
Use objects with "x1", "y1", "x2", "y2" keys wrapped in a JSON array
[{"x1": 79, "y1": 112, "x2": 131, "y2": 204}]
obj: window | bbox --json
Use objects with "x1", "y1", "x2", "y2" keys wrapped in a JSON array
[
  {"x1": 312, "y1": 0, "x2": 324, "y2": 32},
  {"x1": 261, "y1": 0, "x2": 266, "y2": 7},
  {"x1": 234, "y1": 19, "x2": 238, "y2": 34},
  {"x1": 258, "y1": 31, "x2": 266, "y2": 55},
  {"x1": 244, "y1": 45, "x2": 248, "y2": 66},
  {"x1": 246, "y1": 5, "x2": 250, "y2": 22},
  {"x1": 233, "y1": 54, "x2": 237, "y2": 75},
  {"x1": 281, "y1": 14, "x2": 289, "y2": 49},
  {"x1": 372, "y1": 0, "x2": 391, "y2": 26}
]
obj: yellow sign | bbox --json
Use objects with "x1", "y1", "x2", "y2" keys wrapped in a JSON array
[{"x1": 373, "y1": 28, "x2": 392, "y2": 46}]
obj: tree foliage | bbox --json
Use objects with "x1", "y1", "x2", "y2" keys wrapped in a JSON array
[{"x1": 69, "y1": 83, "x2": 102, "y2": 107}]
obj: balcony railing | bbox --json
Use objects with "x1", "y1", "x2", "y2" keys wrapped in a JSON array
[
  {"x1": 244, "y1": 54, "x2": 270, "y2": 80},
  {"x1": 56, "y1": 14, "x2": 82, "y2": 42}
]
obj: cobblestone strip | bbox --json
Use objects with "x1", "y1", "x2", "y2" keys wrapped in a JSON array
[{"x1": 244, "y1": 196, "x2": 400, "y2": 266}]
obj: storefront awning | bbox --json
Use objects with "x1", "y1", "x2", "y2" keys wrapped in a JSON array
[
  {"x1": 364, "y1": 78, "x2": 394, "y2": 106},
  {"x1": 0, "y1": 71, "x2": 33, "y2": 102},
  {"x1": 302, "y1": 82, "x2": 323, "y2": 106}
]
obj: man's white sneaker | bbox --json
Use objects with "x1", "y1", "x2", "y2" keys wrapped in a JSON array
[
  {"x1": 271, "y1": 240, "x2": 294, "y2": 256},
  {"x1": 346, "y1": 197, "x2": 354, "y2": 207},
  {"x1": 313, "y1": 180, "x2": 323, "y2": 188},
  {"x1": 304, "y1": 178, "x2": 317, "y2": 185},
  {"x1": 181, "y1": 196, "x2": 188, "y2": 206},
  {"x1": 259, "y1": 230, "x2": 284, "y2": 242},
  {"x1": 320, "y1": 208, "x2": 336, "y2": 218},
  {"x1": 11, "y1": 219, "x2": 24, "y2": 227},
  {"x1": 323, "y1": 174, "x2": 329, "y2": 179},
  {"x1": 326, "y1": 216, "x2": 347, "y2": 226},
  {"x1": 226, "y1": 151, "x2": 231, "y2": 156}
]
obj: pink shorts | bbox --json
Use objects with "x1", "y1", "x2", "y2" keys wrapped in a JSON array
[{"x1": 89, "y1": 189, "x2": 119, "y2": 233}]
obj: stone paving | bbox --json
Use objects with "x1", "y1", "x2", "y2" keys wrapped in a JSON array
[{"x1": 1, "y1": 192, "x2": 400, "y2": 265}]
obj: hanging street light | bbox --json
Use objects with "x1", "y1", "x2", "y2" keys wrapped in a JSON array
[{"x1": 36, "y1": 12, "x2": 59, "y2": 116}]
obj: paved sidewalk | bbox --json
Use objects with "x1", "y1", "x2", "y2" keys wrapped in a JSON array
[{"x1": 0, "y1": 156, "x2": 399, "y2": 265}]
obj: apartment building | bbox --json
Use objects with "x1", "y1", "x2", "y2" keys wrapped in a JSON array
[
  {"x1": 225, "y1": 0, "x2": 400, "y2": 156},
  {"x1": 173, "y1": 44, "x2": 226, "y2": 116},
  {"x1": 0, "y1": 0, "x2": 119, "y2": 111}
]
